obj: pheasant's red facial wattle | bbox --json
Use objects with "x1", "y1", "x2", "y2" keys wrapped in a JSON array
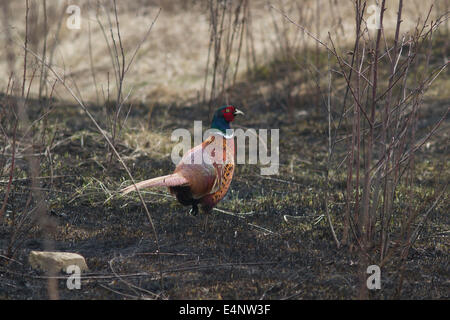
[{"x1": 222, "y1": 106, "x2": 236, "y2": 122}]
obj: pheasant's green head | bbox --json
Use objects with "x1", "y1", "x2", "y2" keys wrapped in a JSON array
[{"x1": 211, "y1": 105, "x2": 244, "y2": 134}]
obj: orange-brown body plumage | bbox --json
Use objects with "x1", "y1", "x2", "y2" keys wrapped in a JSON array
[{"x1": 120, "y1": 105, "x2": 243, "y2": 215}]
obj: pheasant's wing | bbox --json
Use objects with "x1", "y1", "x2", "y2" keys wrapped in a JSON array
[{"x1": 173, "y1": 136, "x2": 219, "y2": 199}]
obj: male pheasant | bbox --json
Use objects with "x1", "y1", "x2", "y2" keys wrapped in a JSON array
[{"x1": 120, "y1": 105, "x2": 244, "y2": 215}]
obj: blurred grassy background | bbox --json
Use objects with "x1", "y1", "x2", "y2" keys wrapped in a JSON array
[{"x1": 1, "y1": 0, "x2": 446, "y2": 105}]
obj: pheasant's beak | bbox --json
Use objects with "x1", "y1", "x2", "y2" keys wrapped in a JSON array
[{"x1": 233, "y1": 108, "x2": 245, "y2": 116}]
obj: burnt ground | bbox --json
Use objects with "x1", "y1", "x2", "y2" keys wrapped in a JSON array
[{"x1": 0, "y1": 72, "x2": 449, "y2": 300}]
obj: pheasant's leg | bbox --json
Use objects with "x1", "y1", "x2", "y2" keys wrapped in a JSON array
[
  {"x1": 189, "y1": 203, "x2": 199, "y2": 216},
  {"x1": 202, "y1": 214, "x2": 209, "y2": 233}
]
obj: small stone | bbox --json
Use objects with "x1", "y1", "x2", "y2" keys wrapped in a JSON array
[{"x1": 29, "y1": 251, "x2": 88, "y2": 273}]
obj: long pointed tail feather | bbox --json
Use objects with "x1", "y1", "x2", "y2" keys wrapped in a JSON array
[{"x1": 120, "y1": 173, "x2": 189, "y2": 195}]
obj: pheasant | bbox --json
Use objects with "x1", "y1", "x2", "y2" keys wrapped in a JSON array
[{"x1": 120, "y1": 105, "x2": 244, "y2": 215}]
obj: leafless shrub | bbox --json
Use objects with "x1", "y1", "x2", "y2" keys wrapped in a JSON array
[
  {"x1": 274, "y1": 0, "x2": 449, "y2": 298},
  {"x1": 204, "y1": 0, "x2": 248, "y2": 119},
  {"x1": 336, "y1": 0, "x2": 448, "y2": 299},
  {"x1": 94, "y1": 0, "x2": 161, "y2": 165},
  {"x1": 0, "y1": 0, "x2": 59, "y2": 299}
]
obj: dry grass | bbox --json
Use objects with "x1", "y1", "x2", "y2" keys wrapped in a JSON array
[{"x1": 0, "y1": 0, "x2": 443, "y2": 105}]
